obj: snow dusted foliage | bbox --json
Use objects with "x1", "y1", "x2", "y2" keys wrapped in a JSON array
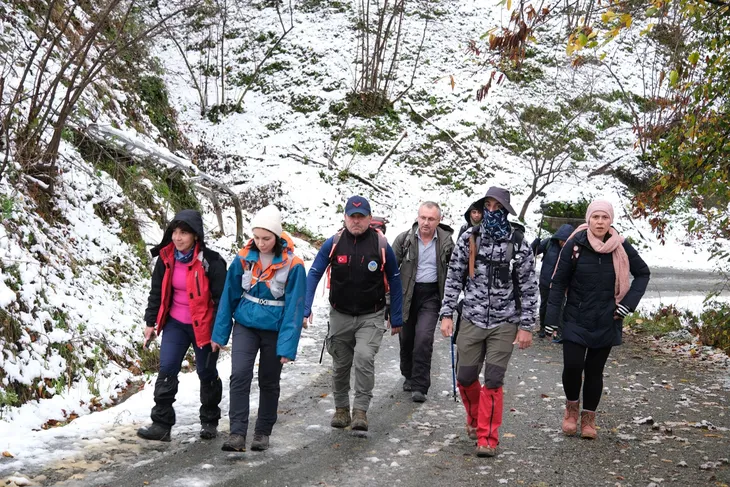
[
  {"x1": 158, "y1": 0, "x2": 713, "y2": 268},
  {"x1": 0, "y1": 0, "x2": 189, "y2": 424},
  {"x1": 0, "y1": 145, "x2": 159, "y2": 426}
]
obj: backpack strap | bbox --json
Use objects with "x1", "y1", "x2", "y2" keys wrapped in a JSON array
[
  {"x1": 325, "y1": 229, "x2": 345, "y2": 290},
  {"x1": 375, "y1": 229, "x2": 387, "y2": 271},
  {"x1": 399, "y1": 228, "x2": 415, "y2": 270},
  {"x1": 328, "y1": 229, "x2": 345, "y2": 260},
  {"x1": 375, "y1": 228, "x2": 389, "y2": 293},
  {"x1": 468, "y1": 226, "x2": 480, "y2": 279}
]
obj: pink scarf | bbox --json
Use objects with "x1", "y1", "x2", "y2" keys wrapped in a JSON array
[{"x1": 552, "y1": 200, "x2": 631, "y2": 304}]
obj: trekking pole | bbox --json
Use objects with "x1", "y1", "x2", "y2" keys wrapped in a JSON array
[
  {"x1": 450, "y1": 334, "x2": 457, "y2": 402},
  {"x1": 319, "y1": 337, "x2": 326, "y2": 364},
  {"x1": 538, "y1": 202, "x2": 547, "y2": 240},
  {"x1": 319, "y1": 320, "x2": 330, "y2": 364}
]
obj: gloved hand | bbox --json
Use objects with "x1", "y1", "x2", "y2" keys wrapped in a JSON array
[
  {"x1": 530, "y1": 237, "x2": 540, "y2": 255},
  {"x1": 543, "y1": 324, "x2": 557, "y2": 337},
  {"x1": 384, "y1": 305, "x2": 390, "y2": 322},
  {"x1": 614, "y1": 303, "x2": 631, "y2": 320}
]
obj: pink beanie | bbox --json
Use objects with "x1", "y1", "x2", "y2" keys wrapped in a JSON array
[{"x1": 586, "y1": 199, "x2": 614, "y2": 224}]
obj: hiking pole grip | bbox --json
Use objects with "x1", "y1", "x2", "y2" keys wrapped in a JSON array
[
  {"x1": 538, "y1": 202, "x2": 548, "y2": 240},
  {"x1": 143, "y1": 331, "x2": 156, "y2": 350},
  {"x1": 206, "y1": 350, "x2": 220, "y2": 370}
]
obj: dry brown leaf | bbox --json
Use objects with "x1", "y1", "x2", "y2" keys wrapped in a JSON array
[
  {"x1": 2, "y1": 451, "x2": 14, "y2": 458},
  {"x1": 503, "y1": 433, "x2": 516, "y2": 438},
  {"x1": 449, "y1": 75, "x2": 456, "y2": 91}
]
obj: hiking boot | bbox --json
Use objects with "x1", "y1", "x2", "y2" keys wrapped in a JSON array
[
  {"x1": 351, "y1": 409, "x2": 368, "y2": 431},
  {"x1": 562, "y1": 400, "x2": 579, "y2": 435},
  {"x1": 580, "y1": 410, "x2": 597, "y2": 439},
  {"x1": 221, "y1": 434, "x2": 246, "y2": 452},
  {"x1": 250, "y1": 433, "x2": 270, "y2": 451},
  {"x1": 475, "y1": 445, "x2": 497, "y2": 457},
  {"x1": 403, "y1": 379, "x2": 413, "y2": 392},
  {"x1": 330, "y1": 407, "x2": 351, "y2": 429},
  {"x1": 465, "y1": 423, "x2": 477, "y2": 441},
  {"x1": 137, "y1": 422, "x2": 171, "y2": 442},
  {"x1": 199, "y1": 423, "x2": 217, "y2": 440},
  {"x1": 412, "y1": 391, "x2": 427, "y2": 403}
]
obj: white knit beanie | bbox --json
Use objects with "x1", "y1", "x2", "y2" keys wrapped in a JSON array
[{"x1": 251, "y1": 205, "x2": 283, "y2": 237}]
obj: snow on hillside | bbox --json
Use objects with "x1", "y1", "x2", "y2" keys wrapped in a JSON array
[{"x1": 158, "y1": 0, "x2": 717, "y2": 270}]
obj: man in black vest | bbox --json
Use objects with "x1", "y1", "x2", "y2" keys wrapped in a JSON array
[{"x1": 304, "y1": 196, "x2": 404, "y2": 432}]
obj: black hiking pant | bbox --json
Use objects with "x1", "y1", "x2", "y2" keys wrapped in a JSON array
[
  {"x1": 399, "y1": 283, "x2": 440, "y2": 394},
  {"x1": 562, "y1": 341, "x2": 612, "y2": 411}
]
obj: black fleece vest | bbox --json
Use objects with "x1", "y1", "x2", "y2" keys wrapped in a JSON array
[{"x1": 329, "y1": 228, "x2": 386, "y2": 315}]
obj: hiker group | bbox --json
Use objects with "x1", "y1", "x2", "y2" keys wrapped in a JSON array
[{"x1": 137, "y1": 187, "x2": 650, "y2": 458}]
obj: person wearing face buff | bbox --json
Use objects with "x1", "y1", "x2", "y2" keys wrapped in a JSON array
[
  {"x1": 545, "y1": 199, "x2": 650, "y2": 440},
  {"x1": 138, "y1": 210, "x2": 227, "y2": 443},
  {"x1": 439, "y1": 187, "x2": 538, "y2": 458},
  {"x1": 211, "y1": 205, "x2": 306, "y2": 452}
]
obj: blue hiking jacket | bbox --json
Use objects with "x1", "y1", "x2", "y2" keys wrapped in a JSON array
[{"x1": 212, "y1": 238, "x2": 306, "y2": 360}]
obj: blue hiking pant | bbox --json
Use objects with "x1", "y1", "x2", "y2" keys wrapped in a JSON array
[{"x1": 151, "y1": 317, "x2": 221, "y2": 427}]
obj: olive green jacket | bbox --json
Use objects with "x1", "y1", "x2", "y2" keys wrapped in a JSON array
[{"x1": 393, "y1": 222, "x2": 455, "y2": 322}]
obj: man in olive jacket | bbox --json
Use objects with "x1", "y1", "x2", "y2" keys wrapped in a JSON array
[{"x1": 394, "y1": 201, "x2": 455, "y2": 402}]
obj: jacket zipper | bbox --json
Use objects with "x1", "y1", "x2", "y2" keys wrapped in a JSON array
[{"x1": 195, "y1": 270, "x2": 201, "y2": 296}]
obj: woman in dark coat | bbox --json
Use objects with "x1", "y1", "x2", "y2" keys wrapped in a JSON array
[
  {"x1": 137, "y1": 209, "x2": 227, "y2": 442},
  {"x1": 545, "y1": 200, "x2": 650, "y2": 439}
]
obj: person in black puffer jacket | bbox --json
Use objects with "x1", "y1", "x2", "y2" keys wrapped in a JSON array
[
  {"x1": 531, "y1": 223, "x2": 574, "y2": 338},
  {"x1": 544, "y1": 200, "x2": 650, "y2": 441}
]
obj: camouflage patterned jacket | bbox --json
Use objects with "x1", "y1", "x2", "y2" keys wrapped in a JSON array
[{"x1": 439, "y1": 226, "x2": 538, "y2": 331}]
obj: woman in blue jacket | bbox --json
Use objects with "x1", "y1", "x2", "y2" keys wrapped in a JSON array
[{"x1": 211, "y1": 205, "x2": 306, "y2": 452}]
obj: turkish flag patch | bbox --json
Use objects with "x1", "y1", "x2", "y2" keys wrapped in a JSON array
[{"x1": 337, "y1": 255, "x2": 348, "y2": 264}]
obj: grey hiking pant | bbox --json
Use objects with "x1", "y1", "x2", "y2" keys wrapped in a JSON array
[
  {"x1": 327, "y1": 308, "x2": 386, "y2": 412},
  {"x1": 229, "y1": 324, "x2": 283, "y2": 437}
]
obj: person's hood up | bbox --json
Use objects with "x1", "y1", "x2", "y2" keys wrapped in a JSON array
[
  {"x1": 552, "y1": 224, "x2": 575, "y2": 241},
  {"x1": 151, "y1": 209, "x2": 205, "y2": 257},
  {"x1": 463, "y1": 197, "x2": 485, "y2": 225}
]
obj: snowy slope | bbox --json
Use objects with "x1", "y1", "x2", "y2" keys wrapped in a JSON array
[{"x1": 158, "y1": 0, "x2": 716, "y2": 270}]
